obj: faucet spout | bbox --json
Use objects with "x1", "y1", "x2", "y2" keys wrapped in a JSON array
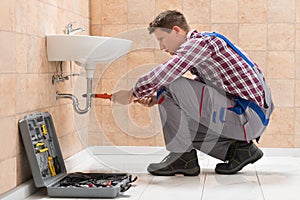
[{"x1": 64, "y1": 22, "x2": 85, "y2": 35}]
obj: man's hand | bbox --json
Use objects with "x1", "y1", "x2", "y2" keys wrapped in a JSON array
[
  {"x1": 134, "y1": 96, "x2": 157, "y2": 107},
  {"x1": 111, "y1": 90, "x2": 136, "y2": 105}
]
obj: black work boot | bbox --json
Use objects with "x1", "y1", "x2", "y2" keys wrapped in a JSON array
[
  {"x1": 215, "y1": 141, "x2": 263, "y2": 174},
  {"x1": 147, "y1": 149, "x2": 200, "y2": 176}
]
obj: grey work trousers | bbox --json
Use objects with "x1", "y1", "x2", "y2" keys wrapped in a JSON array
[{"x1": 158, "y1": 77, "x2": 273, "y2": 161}]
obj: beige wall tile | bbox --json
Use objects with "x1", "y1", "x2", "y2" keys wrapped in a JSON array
[
  {"x1": 26, "y1": 74, "x2": 40, "y2": 111},
  {"x1": 268, "y1": 80, "x2": 294, "y2": 107},
  {"x1": 239, "y1": 24, "x2": 267, "y2": 50},
  {"x1": 296, "y1": 108, "x2": 300, "y2": 133},
  {"x1": 155, "y1": 131, "x2": 165, "y2": 146},
  {"x1": 239, "y1": 0, "x2": 267, "y2": 23},
  {"x1": 297, "y1": 0, "x2": 300, "y2": 23},
  {"x1": 88, "y1": 132, "x2": 111, "y2": 146},
  {"x1": 0, "y1": 116, "x2": 17, "y2": 161},
  {"x1": 0, "y1": 32, "x2": 16, "y2": 73},
  {"x1": 0, "y1": 158, "x2": 16, "y2": 194},
  {"x1": 16, "y1": 151, "x2": 31, "y2": 185},
  {"x1": 16, "y1": 74, "x2": 28, "y2": 114},
  {"x1": 295, "y1": 52, "x2": 300, "y2": 80},
  {"x1": 0, "y1": 75, "x2": 16, "y2": 117},
  {"x1": 294, "y1": 135, "x2": 300, "y2": 148},
  {"x1": 101, "y1": 105, "x2": 128, "y2": 134},
  {"x1": 0, "y1": 0, "x2": 14, "y2": 31},
  {"x1": 15, "y1": 0, "x2": 27, "y2": 33},
  {"x1": 211, "y1": 24, "x2": 239, "y2": 44},
  {"x1": 89, "y1": 107, "x2": 102, "y2": 132},
  {"x1": 91, "y1": 24, "x2": 101, "y2": 36},
  {"x1": 296, "y1": 81, "x2": 300, "y2": 107},
  {"x1": 268, "y1": 24, "x2": 295, "y2": 51},
  {"x1": 128, "y1": 50, "x2": 155, "y2": 67},
  {"x1": 101, "y1": 25, "x2": 128, "y2": 37},
  {"x1": 267, "y1": 52, "x2": 295, "y2": 79},
  {"x1": 15, "y1": 34, "x2": 27, "y2": 73},
  {"x1": 58, "y1": 132, "x2": 83, "y2": 159},
  {"x1": 211, "y1": 0, "x2": 238, "y2": 23},
  {"x1": 155, "y1": 0, "x2": 183, "y2": 15},
  {"x1": 101, "y1": 0, "x2": 127, "y2": 25},
  {"x1": 127, "y1": 24, "x2": 158, "y2": 51},
  {"x1": 27, "y1": 36, "x2": 47, "y2": 73},
  {"x1": 101, "y1": 56, "x2": 128, "y2": 79},
  {"x1": 90, "y1": 0, "x2": 101, "y2": 25},
  {"x1": 191, "y1": 24, "x2": 211, "y2": 32},
  {"x1": 127, "y1": 104, "x2": 159, "y2": 137},
  {"x1": 247, "y1": 51, "x2": 267, "y2": 73},
  {"x1": 183, "y1": 0, "x2": 210, "y2": 24},
  {"x1": 127, "y1": 135, "x2": 156, "y2": 146},
  {"x1": 296, "y1": 24, "x2": 300, "y2": 51},
  {"x1": 268, "y1": 0, "x2": 295, "y2": 23},
  {"x1": 26, "y1": 0, "x2": 39, "y2": 35},
  {"x1": 266, "y1": 107, "x2": 294, "y2": 135},
  {"x1": 259, "y1": 133, "x2": 294, "y2": 148},
  {"x1": 128, "y1": 0, "x2": 155, "y2": 24}
]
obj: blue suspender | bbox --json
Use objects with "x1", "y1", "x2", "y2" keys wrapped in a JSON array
[{"x1": 202, "y1": 32, "x2": 269, "y2": 126}]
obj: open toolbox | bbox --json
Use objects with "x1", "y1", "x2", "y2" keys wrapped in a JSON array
[{"x1": 18, "y1": 112, "x2": 136, "y2": 198}]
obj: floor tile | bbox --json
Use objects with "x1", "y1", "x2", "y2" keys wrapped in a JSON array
[
  {"x1": 139, "y1": 175, "x2": 204, "y2": 200},
  {"x1": 255, "y1": 157, "x2": 300, "y2": 200}
]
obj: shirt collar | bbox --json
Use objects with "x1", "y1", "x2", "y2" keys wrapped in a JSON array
[{"x1": 187, "y1": 29, "x2": 198, "y2": 39}]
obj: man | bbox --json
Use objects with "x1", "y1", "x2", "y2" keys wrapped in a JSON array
[{"x1": 112, "y1": 10, "x2": 274, "y2": 176}]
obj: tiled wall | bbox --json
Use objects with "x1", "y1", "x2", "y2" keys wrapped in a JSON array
[
  {"x1": 0, "y1": 0, "x2": 89, "y2": 195},
  {"x1": 89, "y1": 0, "x2": 300, "y2": 149}
]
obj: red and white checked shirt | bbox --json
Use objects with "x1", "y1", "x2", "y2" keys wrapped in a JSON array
[{"x1": 133, "y1": 30, "x2": 265, "y2": 107}]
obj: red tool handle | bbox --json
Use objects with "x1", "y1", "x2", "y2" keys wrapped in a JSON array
[{"x1": 94, "y1": 93, "x2": 112, "y2": 99}]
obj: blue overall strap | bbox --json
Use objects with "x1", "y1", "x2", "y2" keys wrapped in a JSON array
[
  {"x1": 202, "y1": 32, "x2": 255, "y2": 68},
  {"x1": 228, "y1": 97, "x2": 270, "y2": 126}
]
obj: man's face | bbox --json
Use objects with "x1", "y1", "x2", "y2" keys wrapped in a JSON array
[{"x1": 154, "y1": 27, "x2": 185, "y2": 55}]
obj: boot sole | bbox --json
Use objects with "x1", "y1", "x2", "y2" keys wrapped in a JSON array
[
  {"x1": 148, "y1": 166, "x2": 200, "y2": 176},
  {"x1": 215, "y1": 148, "x2": 264, "y2": 175}
]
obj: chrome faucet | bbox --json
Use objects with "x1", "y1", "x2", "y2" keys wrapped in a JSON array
[{"x1": 64, "y1": 22, "x2": 85, "y2": 35}]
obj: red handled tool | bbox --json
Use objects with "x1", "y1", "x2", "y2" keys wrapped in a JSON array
[
  {"x1": 94, "y1": 93, "x2": 112, "y2": 99},
  {"x1": 82, "y1": 93, "x2": 112, "y2": 100}
]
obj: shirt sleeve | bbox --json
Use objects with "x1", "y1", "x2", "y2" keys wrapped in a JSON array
[{"x1": 132, "y1": 39, "x2": 211, "y2": 98}]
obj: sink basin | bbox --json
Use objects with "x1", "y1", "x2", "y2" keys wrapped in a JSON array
[{"x1": 46, "y1": 35, "x2": 132, "y2": 66}]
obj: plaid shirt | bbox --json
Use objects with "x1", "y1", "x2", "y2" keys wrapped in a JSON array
[{"x1": 133, "y1": 30, "x2": 265, "y2": 107}]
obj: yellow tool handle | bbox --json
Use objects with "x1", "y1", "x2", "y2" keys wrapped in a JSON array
[
  {"x1": 38, "y1": 148, "x2": 49, "y2": 153},
  {"x1": 48, "y1": 157, "x2": 56, "y2": 176},
  {"x1": 36, "y1": 142, "x2": 44, "y2": 147},
  {"x1": 41, "y1": 124, "x2": 48, "y2": 135}
]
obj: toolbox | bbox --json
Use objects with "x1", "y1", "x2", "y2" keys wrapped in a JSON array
[{"x1": 18, "y1": 112, "x2": 136, "y2": 198}]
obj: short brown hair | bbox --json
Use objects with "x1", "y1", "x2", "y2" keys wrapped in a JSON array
[{"x1": 148, "y1": 10, "x2": 190, "y2": 34}]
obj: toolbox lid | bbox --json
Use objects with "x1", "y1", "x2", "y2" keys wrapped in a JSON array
[{"x1": 19, "y1": 112, "x2": 67, "y2": 188}]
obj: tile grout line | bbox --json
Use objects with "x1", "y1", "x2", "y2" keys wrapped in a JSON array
[
  {"x1": 137, "y1": 176, "x2": 154, "y2": 200},
  {"x1": 254, "y1": 164, "x2": 266, "y2": 200},
  {"x1": 200, "y1": 172, "x2": 207, "y2": 200}
]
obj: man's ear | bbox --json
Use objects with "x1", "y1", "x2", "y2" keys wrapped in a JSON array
[{"x1": 172, "y1": 26, "x2": 182, "y2": 34}]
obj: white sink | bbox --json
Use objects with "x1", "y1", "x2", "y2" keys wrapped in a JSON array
[{"x1": 46, "y1": 34, "x2": 132, "y2": 66}]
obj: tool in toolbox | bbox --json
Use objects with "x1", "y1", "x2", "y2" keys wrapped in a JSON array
[
  {"x1": 82, "y1": 93, "x2": 112, "y2": 99},
  {"x1": 18, "y1": 112, "x2": 137, "y2": 198}
]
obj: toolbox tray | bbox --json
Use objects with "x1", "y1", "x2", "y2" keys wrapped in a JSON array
[{"x1": 18, "y1": 112, "x2": 136, "y2": 198}]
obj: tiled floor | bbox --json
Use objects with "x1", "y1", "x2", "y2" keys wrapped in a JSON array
[{"x1": 26, "y1": 147, "x2": 300, "y2": 200}]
